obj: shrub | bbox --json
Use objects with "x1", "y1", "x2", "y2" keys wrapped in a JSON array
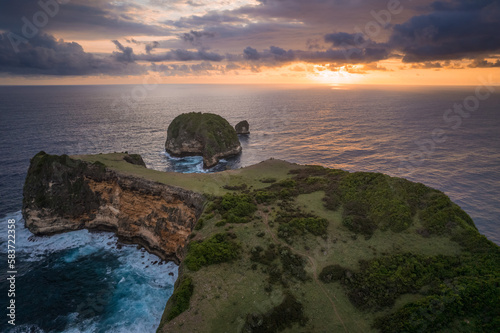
[
  {"x1": 319, "y1": 264, "x2": 346, "y2": 283},
  {"x1": 279, "y1": 247, "x2": 309, "y2": 282},
  {"x1": 166, "y1": 275, "x2": 194, "y2": 321},
  {"x1": 194, "y1": 218, "x2": 204, "y2": 230},
  {"x1": 242, "y1": 293, "x2": 308, "y2": 332},
  {"x1": 219, "y1": 193, "x2": 257, "y2": 223},
  {"x1": 255, "y1": 191, "x2": 275, "y2": 204},
  {"x1": 184, "y1": 233, "x2": 240, "y2": 271}
]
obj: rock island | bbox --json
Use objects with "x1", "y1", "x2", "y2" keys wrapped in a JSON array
[{"x1": 165, "y1": 113, "x2": 242, "y2": 168}]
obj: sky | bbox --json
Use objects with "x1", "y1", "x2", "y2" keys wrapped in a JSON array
[{"x1": 0, "y1": 0, "x2": 499, "y2": 85}]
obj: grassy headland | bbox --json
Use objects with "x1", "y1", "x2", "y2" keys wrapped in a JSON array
[{"x1": 74, "y1": 153, "x2": 499, "y2": 333}]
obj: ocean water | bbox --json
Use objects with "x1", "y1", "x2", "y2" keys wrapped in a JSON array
[{"x1": 0, "y1": 84, "x2": 499, "y2": 332}]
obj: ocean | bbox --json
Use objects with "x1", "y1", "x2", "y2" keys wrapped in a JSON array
[{"x1": 0, "y1": 84, "x2": 499, "y2": 332}]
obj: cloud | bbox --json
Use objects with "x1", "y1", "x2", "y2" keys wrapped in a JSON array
[
  {"x1": 241, "y1": 45, "x2": 389, "y2": 65},
  {"x1": 112, "y1": 40, "x2": 135, "y2": 62},
  {"x1": 389, "y1": 0, "x2": 500, "y2": 62},
  {"x1": 137, "y1": 48, "x2": 225, "y2": 62},
  {"x1": 150, "y1": 60, "x2": 239, "y2": 76},
  {"x1": 0, "y1": 33, "x2": 146, "y2": 76},
  {"x1": 243, "y1": 46, "x2": 260, "y2": 60},
  {"x1": 145, "y1": 41, "x2": 160, "y2": 54},
  {"x1": 469, "y1": 58, "x2": 500, "y2": 68},
  {"x1": 0, "y1": 0, "x2": 498, "y2": 78},
  {"x1": 180, "y1": 30, "x2": 216, "y2": 47},
  {"x1": 324, "y1": 32, "x2": 371, "y2": 48},
  {"x1": 0, "y1": 0, "x2": 170, "y2": 40}
]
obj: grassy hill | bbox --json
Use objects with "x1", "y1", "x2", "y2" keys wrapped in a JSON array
[{"x1": 75, "y1": 153, "x2": 499, "y2": 333}]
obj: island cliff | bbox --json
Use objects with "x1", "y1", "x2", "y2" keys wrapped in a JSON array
[
  {"x1": 22, "y1": 152, "x2": 205, "y2": 263},
  {"x1": 165, "y1": 112, "x2": 242, "y2": 168},
  {"x1": 22, "y1": 152, "x2": 500, "y2": 333}
]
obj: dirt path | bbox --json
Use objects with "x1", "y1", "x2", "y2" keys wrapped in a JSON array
[{"x1": 259, "y1": 211, "x2": 348, "y2": 332}]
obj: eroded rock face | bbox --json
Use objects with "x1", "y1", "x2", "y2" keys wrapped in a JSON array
[
  {"x1": 22, "y1": 152, "x2": 205, "y2": 263},
  {"x1": 165, "y1": 113, "x2": 242, "y2": 168},
  {"x1": 235, "y1": 120, "x2": 250, "y2": 134}
]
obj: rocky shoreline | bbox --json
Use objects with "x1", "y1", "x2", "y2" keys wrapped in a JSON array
[{"x1": 22, "y1": 152, "x2": 205, "y2": 264}]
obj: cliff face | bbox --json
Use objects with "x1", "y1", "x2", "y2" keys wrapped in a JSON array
[{"x1": 22, "y1": 152, "x2": 205, "y2": 263}]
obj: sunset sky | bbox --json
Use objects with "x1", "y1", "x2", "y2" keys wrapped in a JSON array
[{"x1": 0, "y1": 0, "x2": 499, "y2": 85}]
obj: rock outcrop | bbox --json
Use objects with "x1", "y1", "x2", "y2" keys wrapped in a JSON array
[
  {"x1": 165, "y1": 113, "x2": 242, "y2": 168},
  {"x1": 22, "y1": 152, "x2": 205, "y2": 263},
  {"x1": 235, "y1": 120, "x2": 250, "y2": 134}
]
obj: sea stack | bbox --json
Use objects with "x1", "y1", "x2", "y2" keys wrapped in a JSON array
[
  {"x1": 165, "y1": 112, "x2": 242, "y2": 168},
  {"x1": 235, "y1": 120, "x2": 250, "y2": 134}
]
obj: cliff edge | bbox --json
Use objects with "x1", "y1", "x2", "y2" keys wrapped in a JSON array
[{"x1": 22, "y1": 151, "x2": 205, "y2": 263}]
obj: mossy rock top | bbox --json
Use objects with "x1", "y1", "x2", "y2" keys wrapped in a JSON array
[{"x1": 165, "y1": 113, "x2": 242, "y2": 168}]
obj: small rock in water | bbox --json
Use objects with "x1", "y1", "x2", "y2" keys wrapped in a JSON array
[{"x1": 235, "y1": 120, "x2": 250, "y2": 134}]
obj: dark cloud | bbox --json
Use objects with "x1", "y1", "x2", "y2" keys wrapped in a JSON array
[
  {"x1": 137, "y1": 49, "x2": 224, "y2": 62},
  {"x1": 125, "y1": 39, "x2": 160, "y2": 54},
  {"x1": 112, "y1": 40, "x2": 135, "y2": 62},
  {"x1": 243, "y1": 47, "x2": 260, "y2": 60},
  {"x1": 389, "y1": 0, "x2": 500, "y2": 62},
  {"x1": 0, "y1": 0, "x2": 170, "y2": 40},
  {"x1": 166, "y1": 12, "x2": 249, "y2": 29},
  {"x1": 180, "y1": 30, "x2": 215, "y2": 45},
  {"x1": 469, "y1": 58, "x2": 500, "y2": 68},
  {"x1": 145, "y1": 41, "x2": 160, "y2": 54},
  {"x1": 0, "y1": 33, "x2": 146, "y2": 76},
  {"x1": 149, "y1": 61, "x2": 238, "y2": 76},
  {"x1": 324, "y1": 32, "x2": 371, "y2": 48}
]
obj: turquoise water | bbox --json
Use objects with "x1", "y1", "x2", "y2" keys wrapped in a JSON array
[{"x1": 0, "y1": 84, "x2": 499, "y2": 332}]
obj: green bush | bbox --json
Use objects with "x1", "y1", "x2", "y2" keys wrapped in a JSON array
[
  {"x1": 255, "y1": 191, "x2": 276, "y2": 204},
  {"x1": 242, "y1": 293, "x2": 308, "y2": 332},
  {"x1": 194, "y1": 218, "x2": 204, "y2": 230},
  {"x1": 279, "y1": 247, "x2": 309, "y2": 282},
  {"x1": 218, "y1": 193, "x2": 257, "y2": 223},
  {"x1": 319, "y1": 264, "x2": 346, "y2": 283},
  {"x1": 166, "y1": 275, "x2": 194, "y2": 321},
  {"x1": 373, "y1": 276, "x2": 500, "y2": 332},
  {"x1": 184, "y1": 233, "x2": 240, "y2": 271}
]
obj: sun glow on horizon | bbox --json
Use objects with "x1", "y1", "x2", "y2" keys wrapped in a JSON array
[{"x1": 308, "y1": 65, "x2": 362, "y2": 85}]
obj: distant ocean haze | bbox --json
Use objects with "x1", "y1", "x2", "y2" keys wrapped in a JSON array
[{"x1": 0, "y1": 84, "x2": 499, "y2": 332}]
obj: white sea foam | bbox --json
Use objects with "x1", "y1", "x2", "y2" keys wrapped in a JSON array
[{"x1": 1, "y1": 211, "x2": 177, "y2": 333}]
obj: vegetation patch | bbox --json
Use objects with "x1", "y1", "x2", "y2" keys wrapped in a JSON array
[
  {"x1": 278, "y1": 217, "x2": 328, "y2": 239},
  {"x1": 242, "y1": 293, "x2": 308, "y2": 332},
  {"x1": 210, "y1": 193, "x2": 257, "y2": 224},
  {"x1": 164, "y1": 275, "x2": 194, "y2": 321},
  {"x1": 278, "y1": 246, "x2": 309, "y2": 282},
  {"x1": 259, "y1": 177, "x2": 277, "y2": 184},
  {"x1": 319, "y1": 264, "x2": 347, "y2": 283},
  {"x1": 250, "y1": 245, "x2": 277, "y2": 266},
  {"x1": 373, "y1": 275, "x2": 500, "y2": 332},
  {"x1": 222, "y1": 184, "x2": 248, "y2": 191},
  {"x1": 184, "y1": 233, "x2": 240, "y2": 271}
]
